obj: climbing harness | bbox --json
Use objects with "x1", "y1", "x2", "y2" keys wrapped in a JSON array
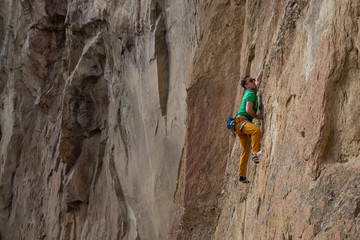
[{"x1": 227, "y1": 115, "x2": 250, "y2": 140}]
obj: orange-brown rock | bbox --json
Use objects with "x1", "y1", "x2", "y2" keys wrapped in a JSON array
[
  {"x1": 0, "y1": 0, "x2": 359, "y2": 240},
  {"x1": 170, "y1": 0, "x2": 359, "y2": 239}
]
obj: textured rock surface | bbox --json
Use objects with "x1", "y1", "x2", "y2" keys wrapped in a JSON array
[
  {"x1": 170, "y1": 0, "x2": 360, "y2": 239},
  {"x1": 0, "y1": 0, "x2": 359, "y2": 240},
  {"x1": 0, "y1": 0, "x2": 188, "y2": 239}
]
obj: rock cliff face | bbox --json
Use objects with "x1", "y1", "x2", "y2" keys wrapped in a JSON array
[
  {"x1": 0, "y1": 0, "x2": 188, "y2": 239},
  {"x1": 0, "y1": 0, "x2": 359, "y2": 240}
]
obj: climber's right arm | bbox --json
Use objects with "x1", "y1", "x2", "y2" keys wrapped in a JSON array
[{"x1": 246, "y1": 101, "x2": 263, "y2": 119}]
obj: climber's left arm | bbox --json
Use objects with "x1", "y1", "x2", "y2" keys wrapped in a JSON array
[{"x1": 255, "y1": 70, "x2": 263, "y2": 89}]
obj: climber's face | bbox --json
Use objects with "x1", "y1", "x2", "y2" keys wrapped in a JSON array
[{"x1": 245, "y1": 77, "x2": 256, "y2": 88}]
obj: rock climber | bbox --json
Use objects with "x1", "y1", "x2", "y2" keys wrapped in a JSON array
[{"x1": 236, "y1": 70, "x2": 263, "y2": 183}]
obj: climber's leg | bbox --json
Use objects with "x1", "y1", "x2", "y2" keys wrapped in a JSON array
[
  {"x1": 238, "y1": 135, "x2": 251, "y2": 177},
  {"x1": 241, "y1": 122, "x2": 261, "y2": 157}
]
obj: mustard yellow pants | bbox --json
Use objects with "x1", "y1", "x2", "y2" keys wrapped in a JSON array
[{"x1": 235, "y1": 118, "x2": 261, "y2": 177}]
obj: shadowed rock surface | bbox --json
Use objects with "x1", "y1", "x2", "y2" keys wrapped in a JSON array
[{"x1": 0, "y1": 0, "x2": 359, "y2": 240}]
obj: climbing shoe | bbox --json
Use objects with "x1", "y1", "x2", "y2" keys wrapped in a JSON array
[
  {"x1": 252, "y1": 156, "x2": 259, "y2": 164},
  {"x1": 239, "y1": 176, "x2": 249, "y2": 183}
]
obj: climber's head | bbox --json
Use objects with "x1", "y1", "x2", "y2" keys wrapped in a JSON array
[{"x1": 241, "y1": 76, "x2": 256, "y2": 89}]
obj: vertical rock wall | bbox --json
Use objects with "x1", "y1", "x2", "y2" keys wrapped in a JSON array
[
  {"x1": 0, "y1": 0, "x2": 359, "y2": 240},
  {"x1": 0, "y1": 0, "x2": 190, "y2": 239},
  {"x1": 170, "y1": 0, "x2": 360, "y2": 239}
]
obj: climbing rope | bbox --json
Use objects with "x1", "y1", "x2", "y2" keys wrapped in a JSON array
[
  {"x1": 239, "y1": 2, "x2": 275, "y2": 238},
  {"x1": 241, "y1": 152, "x2": 252, "y2": 240}
]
